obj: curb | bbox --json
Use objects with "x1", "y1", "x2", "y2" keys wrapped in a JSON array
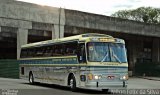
[{"x1": 138, "y1": 77, "x2": 160, "y2": 81}]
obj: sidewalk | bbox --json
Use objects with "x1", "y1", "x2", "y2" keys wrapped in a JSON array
[{"x1": 138, "y1": 76, "x2": 160, "y2": 81}]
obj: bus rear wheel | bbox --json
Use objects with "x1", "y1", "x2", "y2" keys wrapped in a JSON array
[
  {"x1": 69, "y1": 76, "x2": 77, "y2": 91},
  {"x1": 29, "y1": 73, "x2": 34, "y2": 84}
]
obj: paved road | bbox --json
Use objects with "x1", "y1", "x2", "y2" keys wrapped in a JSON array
[
  {"x1": 128, "y1": 78, "x2": 160, "y2": 89},
  {"x1": 0, "y1": 77, "x2": 160, "y2": 95}
]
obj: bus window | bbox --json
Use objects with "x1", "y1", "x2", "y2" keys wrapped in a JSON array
[
  {"x1": 77, "y1": 43, "x2": 86, "y2": 63},
  {"x1": 64, "y1": 42, "x2": 77, "y2": 56},
  {"x1": 20, "y1": 49, "x2": 28, "y2": 58},
  {"x1": 66, "y1": 48, "x2": 74, "y2": 55},
  {"x1": 28, "y1": 48, "x2": 36, "y2": 57},
  {"x1": 43, "y1": 46, "x2": 53, "y2": 57},
  {"x1": 52, "y1": 44, "x2": 63, "y2": 56},
  {"x1": 35, "y1": 47, "x2": 44, "y2": 57}
]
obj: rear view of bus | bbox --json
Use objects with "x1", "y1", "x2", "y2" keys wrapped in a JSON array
[{"x1": 80, "y1": 34, "x2": 128, "y2": 90}]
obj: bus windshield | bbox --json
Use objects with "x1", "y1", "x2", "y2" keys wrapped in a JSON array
[{"x1": 87, "y1": 42, "x2": 127, "y2": 63}]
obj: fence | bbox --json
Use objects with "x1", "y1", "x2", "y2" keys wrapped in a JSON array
[
  {"x1": 135, "y1": 62, "x2": 160, "y2": 77},
  {"x1": 0, "y1": 59, "x2": 19, "y2": 79}
]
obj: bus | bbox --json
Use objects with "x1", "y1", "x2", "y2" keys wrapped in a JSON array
[{"x1": 19, "y1": 33, "x2": 128, "y2": 91}]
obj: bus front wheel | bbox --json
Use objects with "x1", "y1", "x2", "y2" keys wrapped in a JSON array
[
  {"x1": 69, "y1": 76, "x2": 77, "y2": 91},
  {"x1": 29, "y1": 72, "x2": 34, "y2": 84}
]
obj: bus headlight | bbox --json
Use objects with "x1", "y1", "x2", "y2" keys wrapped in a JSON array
[
  {"x1": 94, "y1": 75, "x2": 102, "y2": 80},
  {"x1": 122, "y1": 76, "x2": 126, "y2": 80},
  {"x1": 120, "y1": 75, "x2": 128, "y2": 80},
  {"x1": 94, "y1": 75, "x2": 99, "y2": 80},
  {"x1": 88, "y1": 74, "x2": 102, "y2": 80}
]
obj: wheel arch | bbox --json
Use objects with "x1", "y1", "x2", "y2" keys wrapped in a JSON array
[
  {"x1": 28, "y1": 70, "x2": 34, "y2": 84},
  {"x1": 67, "y1": 73, "x2": 77, "y2": 86},
  {"x1": 29, "y1": 71, "x2": 32, "y2": 76}
]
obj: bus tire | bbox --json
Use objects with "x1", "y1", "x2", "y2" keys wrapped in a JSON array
[
  {"x1": 29, "y1": 72, "x2": 34, "y2": 84},
  {"x1": 102, "y1": 89, "x2": 109, "y2": 94},
  {"x1": 69, "y1": 76, "x2": 77, "y2": 91}
]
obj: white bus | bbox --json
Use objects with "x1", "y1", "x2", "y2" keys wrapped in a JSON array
[{"x1": 19, "y1": 33, "x2": 128, "y2": 91}]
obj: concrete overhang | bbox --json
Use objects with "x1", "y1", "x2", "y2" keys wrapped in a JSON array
[{"x1": 65, "y1": 9, "x2": 160, "y2": 38}]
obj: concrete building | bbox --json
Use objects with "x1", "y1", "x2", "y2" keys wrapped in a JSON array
[{"x1": 0, "y1": 0, "x2": 160, "y2": 75}]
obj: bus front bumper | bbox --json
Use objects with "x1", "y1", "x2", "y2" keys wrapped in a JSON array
[{"x1": 82, "y1": 81, "x2": 127, "y2": 90}]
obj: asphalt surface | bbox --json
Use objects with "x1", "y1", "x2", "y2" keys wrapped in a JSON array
[{"x1": 0, "y1": 77, "x2": 160, "y2": 95}]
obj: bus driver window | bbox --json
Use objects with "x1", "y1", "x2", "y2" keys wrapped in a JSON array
[{"x1": 77, "y1": 43, "x2": 86, "y2": 63}]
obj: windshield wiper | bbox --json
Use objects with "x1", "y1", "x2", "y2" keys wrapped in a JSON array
[
  {"x1": 101, "y1": 52, "x2": 108, "y2": 63},
  {"x1": 113, "y1": 54, "x2": 122, "y2": 64},
  {"x1": 110, "y1": 48, "x2": 122, "y2": 64}
]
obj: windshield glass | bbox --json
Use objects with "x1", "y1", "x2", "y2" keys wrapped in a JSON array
[{"x1": 87, "y1": 42, "x2": 127, "y2": 63}]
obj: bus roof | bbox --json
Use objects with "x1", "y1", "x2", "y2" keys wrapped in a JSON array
[{"x1": 21, "y1": 33, "x2": 114, "y2": 48}]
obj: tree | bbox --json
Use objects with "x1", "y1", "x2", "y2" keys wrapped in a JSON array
[{"x1": 111, "y1": 7, "x2": 160, "y2": 24}]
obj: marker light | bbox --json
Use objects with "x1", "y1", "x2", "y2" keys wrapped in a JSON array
[
  {"x1": 80, "y1": 75, "x2": 86, "y2": 81},
  {"x1": 88, "y1": 74, "x2": 93, "y2": 80}
]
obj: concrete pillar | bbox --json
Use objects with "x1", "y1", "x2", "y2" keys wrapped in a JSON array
[
  {"x1": 159, "y1": 41, "x2": 160, "y2": 63},
  {"x1": 52, "y1": 8, "x2": 65, "y2": 39},
  {"x1": 59, "y1": 8, "x2": 65, "y2": 38},
  {"x1": 152, "y1": 38, "x2": 160, "y2": 62},
  {"x1": 17, "y1": 28, "x2": 28, "y2": 59},
  {"x1": 52, "y1": 24, "x2": 64, "y2": 39},
  {"x1": 52, "y1": 25, "x2": 59, "y2": 39},
  {"x1": 59, "y1": 25, "x2": 64, "y2": 38},
  {"x1": 127, "y1": 41, "x2": 134, "y2": 76},
  {"x1": 128, "y1": 41, "x2": 135, "y2": 70},
  {"x1": 0, "y1": 27, "x2": 1, "y2": 40}
]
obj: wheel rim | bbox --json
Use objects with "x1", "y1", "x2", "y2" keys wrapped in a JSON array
[{"x1": 70, "y1": 79, "x2": 73, "y2": 88}]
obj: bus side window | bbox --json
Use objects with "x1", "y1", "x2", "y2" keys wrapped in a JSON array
[
  {"x1": 35, "y1": 47, "x2": 44, "y2": 57},
  {"x1": 20, "y1": 49, "x2": 28, "y2": 58},
  {"x1": 43, "y1": 46, "x2": 53, "y2": 57},
  {"x1": 52, "y1": 44, "x2": 63, "y2": 56},
  {"x1": 65, "y1": 48, "x2": 75, "y2": 55},
  {"x1": 28, "y1": 48, "x2": 35, "y2": 57},
  {"x1": 77, "y1": 43, "x2": 86, "y2": 63},
  {"x1": 64, "y1": 42, "x2": 77, "y2": 56}
]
